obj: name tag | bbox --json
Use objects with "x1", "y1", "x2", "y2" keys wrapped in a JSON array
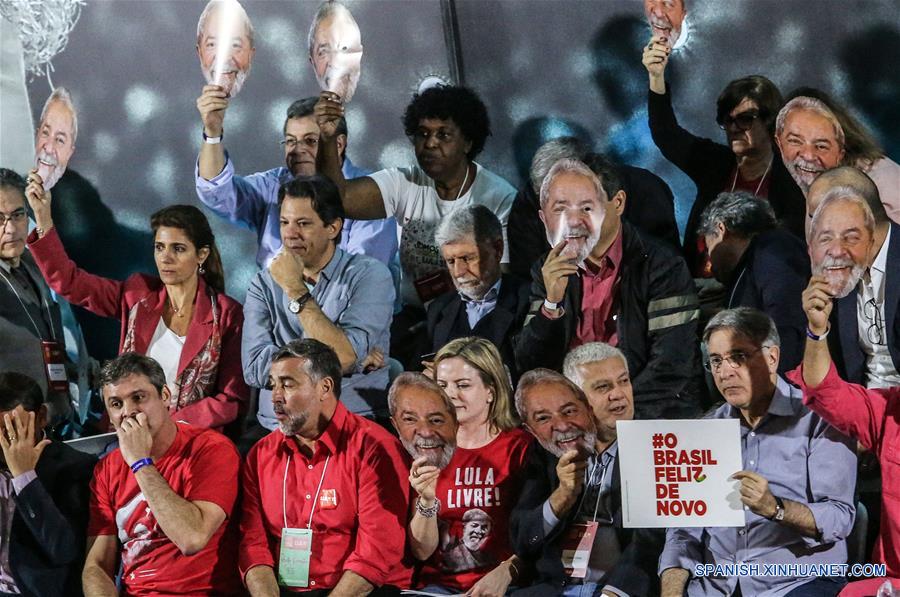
[
  {"x1": 278, "y1": 528, "x2": 312, "y2": 587},
  {"x1": 319, "y1": 489, "x2": 338, "y2": 509},
  {"x1": 560, "y1": 521, "x2": 598, "y2": 579}
]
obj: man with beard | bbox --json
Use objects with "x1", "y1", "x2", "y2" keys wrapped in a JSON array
[
  {"x1": 196, "y1": 0, "x2": 255, "y2": 98},
  {"x1": 510, "y1": 368, "x2": 661, "y2": 596},
  {"x1": 242, "y1": 176, "x2": 394, "y2": 448},
  {"x1": 660, "y1": 308, "x2": 855, "y2": 597},
  {"x1": 308, "y1": 1, "x2": 363, "y2": 103},
  {"x1": 426, "y1": 206, "x2": 529, "y2": 378},
  {"x1": 195, "y1": 92, "x2": 396, "y2": 269},
  {"x1": 34, "y1": 87, "x2": 76, "y2": 191},
  {"x1": 775, "y1": 96, "x2": 846, "y2": 198},
  {"x1": 808, "y1": 176, "x2": 900, "y2": 387},
  {"x1": 515, "y1": 157, "x2": 702, "y2": 418},
  {"x1": 698, "y1": 191, "x2": 810, "y2": 372},
  {"x1": 240, "y1": 339, "x2": 410, "y2": 595},
  {"x1": 644, "y1": 0, "x2": 688, "y2": 51}
]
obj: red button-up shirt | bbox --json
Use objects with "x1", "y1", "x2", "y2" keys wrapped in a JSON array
[
  {"x1": 788, "y1": 363, "x2": 900, "y2": 578},
  {"x1": 239, "y1": 402, "x2": 412, "y2": 590},
  {"x1": 574, "y1": 229, "x2": 623, "y2": 347}
]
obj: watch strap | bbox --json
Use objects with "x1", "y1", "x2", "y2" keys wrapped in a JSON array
[{"x1": 203, "y1": 129, "x2": 223, "y2": 144}]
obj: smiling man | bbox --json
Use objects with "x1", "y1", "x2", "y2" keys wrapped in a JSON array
[
  {"x1": 196, "y1": 0, "x2": 255, "y2": 98},
  {"x1": 659, "y1": 308, "x2": 855, "y2": 597},
  {"x1": 775, "y1": 96, "x2": 846, "y2": 196},
  {"x1": 643, "y1": 0, "x2": 687, "y2": 50},
  {"x1": 308, "y1": 1, "x2": 363, "y2": 102},
  {"x1": 33, "y1": 87, "x2": 77, "y2": 191},
  {"x1": 242, "y1": 175, "x2": 394, "y2": 446},
  {"x1": 516, "y1": 157, "x2": 703, "y2": 419}
]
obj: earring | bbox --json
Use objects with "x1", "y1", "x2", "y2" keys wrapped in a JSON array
[{"x1": 198, "y1": 263, "x2": 206, "y2": 274}]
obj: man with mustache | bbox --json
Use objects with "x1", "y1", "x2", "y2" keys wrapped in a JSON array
[
  {"x1": 807, "y1": 172, "x2": 900, "y2": 387},
  {"x1": 308, "y1": 1, "x2": 363, "y2": 103},
  {"x1": 240, "y1": 339, "x2": 410, "y2": 595},
  {"x1": 510, "y1": 367, "x2": 661, "y2": 596},
  {"x1": 427, "y1": 206, "x2": 530, "y2": 379},
  {"x1": 196, "y1": 0, "x2": 255, "y2": 98},
  {"x1": 661, "y1": 308, "x2": 856, "y2": 597},
  {"x1": 775, "y1": 96, "x2": 845, "y2": 197},
  {"x1": 516, "y1": 157, "x2": 703, "y2": 419},
  {"x1": 34, "y1": 87, "x2": 77, "y2": 191},
  {"x1": 242, "y1": 176, "x2": 394, "y2": 449},
  {"x1": 643, "y1": 0, "x2": 688, "y2": 50}
]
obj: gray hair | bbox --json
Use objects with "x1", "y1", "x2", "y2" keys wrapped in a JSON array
[
  {"x1": 812, "y1": 166, "x2": 887, "y2": 225},
  {"x1": 809, "y1": 184, "x2": 876, "y2": 240},
  {"x1": 703, "y1": 307, "x2": 780, "y2": 348},
  {"x1": 99, "y1": 352, "x2": 167, "y2": 397},
  {"x1": 530, "y1": 136, "x2": 590, "y2": 193},
  {"x1": 563, "y1": 342, "x2": 629, "y2": 388},
  {"x1": 388, "y1": 372, "x2": 457, "y2": 422},
  {"x1": 539, "y1": 158, "x2": 604, "y2": 209},
  {"x1": 39, "y1": 86, "x2": 78, "y2": 144},
  {"x1": 434, "y1": 204, "x2": 503, "y2": 249},
  {"x1": 196, "y1": 0, "x2": 255, "y2": 47},
  {"x1": 308, "y1": 1, "x2": 357, "y2": 58},
  {"x1": 697, "y1": 191, "x2": 777, "y2": 239},
  {"x1": 514, "y1": 368, "x2": 589, "y2": 422},
  {"x1": 775, "y1": 96, "x2": 845, "y2": 147}
]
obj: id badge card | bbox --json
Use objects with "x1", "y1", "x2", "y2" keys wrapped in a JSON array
[
  {"x1": 41, "y1": 340, "x2": 68, "y2": 393},
  {"x1": 278, "y1": 528, "x2": 312, "y2": 587},
  {"x1": 560, "y1": 521, "x2": 598, "y2": 579}
]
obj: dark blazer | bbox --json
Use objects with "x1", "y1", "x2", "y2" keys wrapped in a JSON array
[
  {"x1": 426, "y1": 274, "x2": 530, "y2": 379},
  {"x1": 508, "y1": 165, "x2": 681, "y2": 281},
  {"x1": 830, "y1": 222, "x2": 900, "y2": 384},
  {"x1": 648, "y1": 86, "x2": 806, "y2": 274},
  {"x1": 726, "y1": 228, "x2": 810, "y2": 373},
  {"x1": 9, "y1": 441, "x2": 97, "y2": 596},
  {"x1": 509, "y1": 442, "x2": 664, "y2": 596}
]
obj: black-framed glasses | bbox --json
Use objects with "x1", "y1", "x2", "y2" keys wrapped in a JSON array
[
  {"x1": 717, "y1": 110, "x2": 764, "y2": 131},
  {"x1": 863, "y1": 297, "x2": 886, "y2": 346},
  {"x1": 704, "y1": 347, "x2": 764, "y2": 372},
  {"x1": 0, "y1": 209, "x2": 27, "y2": 227}
]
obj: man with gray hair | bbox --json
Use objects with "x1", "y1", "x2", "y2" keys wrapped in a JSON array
[
  {"x1": 775, "y1": 96, "x2": 846, "y2": 196},
  {"x1": 697, "y1": 191, "x2": 810, "y2": 371},
  {"x1": 515, "y1": 156, "x2": 703, "y2": 419},
  {"x1": 34, "y1": 86, "x2": 77, "y2": 191},
  {"x1": 308, "y1": 0, "x2": 363, "y2": 103},
  {"x1": 195, "y1": 0, "x2": 255, "y2": 98},
  {"x1": 426, "y1": 205, "x2": 529, "y2": 377},
  {"x1": 807, "y1": 168, "x2": 900, "y2": 387},
  {"x1": 659, "y1": 307, "x2": 856, "y2": 597},
  {"x1": 508, "y1": 138, "x2": 679, "y2": 279}
]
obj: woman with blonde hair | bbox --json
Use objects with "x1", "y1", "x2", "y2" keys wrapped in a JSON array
[{"x1": 406, "y1": 337, "x2": 530, "y2": 595}]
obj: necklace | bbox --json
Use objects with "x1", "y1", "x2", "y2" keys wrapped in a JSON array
[
  {"x1": 455, "y1": 163, "x2": 471, "y2": 200},
  {"x1": 168, "y1": 297, "x2": 189, "y2": 318},
  {"x1": 731, "y1": 157, "x2": 772, "y2": 195}
]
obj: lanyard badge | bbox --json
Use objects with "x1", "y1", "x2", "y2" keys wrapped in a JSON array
[
  {"x1": 41, "y1": 340, "x2": 68, "y2": 392},
  {"x1": 278, "y1": 528, "x2": 312, "y2": 587},
  {"x1": 560, "y1": 521, "x2": 598, "y2": 579}
]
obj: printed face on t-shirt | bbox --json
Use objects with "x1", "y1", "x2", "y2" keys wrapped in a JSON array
[
  {"x1": 392, "y1": 386, "x2": 458, "y2": 469},
  {"x1": 461, "y1": 513, "x2": 492, "y2": 551},
  {"x1": 522, "y1": 381, "x2": 597, "y2": 458}
]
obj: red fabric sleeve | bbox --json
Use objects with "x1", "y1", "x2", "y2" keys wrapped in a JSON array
[
  {"x1": 86, "y1": 456, "x2": 117, "y2": 537},
  {"x1": 27, "y1": 228, "x2": 126, "y2": 319},
  {"x1": 238, "y1": 444, "x2": 276, "y2": 582},
  {"x1": 181, "y1": 433, "x2": 240, "y2": 516},
  {"x1": 787, "y1": 362, "x2": 889, "y2": 454}
]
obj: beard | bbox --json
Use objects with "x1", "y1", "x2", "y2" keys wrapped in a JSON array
[
  {"x1": 648, "y1": 16, "x2": 682, "y2": 49},
  {"x1": 35, "y1": 150, "x2": 65, "y2": 190},
  {"x1": 204, "y1": 60, "x2": 250, "y2": 97},
  {"x1": 400, "y1": 433, "x2": 455, "y2": 470},
  {"x1": 546, "y1": 221, "x2": 602, "y2": 267},
  {"x1": 275, "y1": 405, "x2": 307, "y2": 437},
  {"x1": 812, "y1": 255, "x2": 866, "y2": 299},
  {"x1": 785, "y1": 156, "x2": 824, "y2": 194},
  {"x1": 541, "y1": 428, "x2": 597, "y2": 459},
  {"x1": 316, "y1": 52, "x2": 362, "y2": 102}
]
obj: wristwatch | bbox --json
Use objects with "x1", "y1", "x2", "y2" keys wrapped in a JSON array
[
  {"x1": 770, "y1": 496, "x2": 785, "y2": 522},
  {"x1": 288, "y1": 292, "x2": 312, "y2": 314}
]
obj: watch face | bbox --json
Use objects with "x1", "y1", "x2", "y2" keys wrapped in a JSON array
[{"x1": 289, "y1": 300, "x2": 300, "y2": 314}]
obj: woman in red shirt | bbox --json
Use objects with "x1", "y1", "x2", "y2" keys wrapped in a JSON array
[
  {"x1": 26, "y1": 182, "x2": 247, "y2": 435},
  {"x1": 410, "y1": 336, "x2": 532, "y2": 594}
]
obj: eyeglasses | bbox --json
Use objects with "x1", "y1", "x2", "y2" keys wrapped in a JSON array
[
  {"x1": 717, "y1": 110, "x2": 764, "y2": 131},
  {"x1": 863, "y1": 297, "x2": 886, "y2": 346},
  {"x1": 0, "y1": 209, "x2": 27, "y2": 227},
  {"x1": 704, "y1": 347, "x2": 764, "y2": 372},
  {"x1": 280, "y1": 137, "x2": 319, "y2": 151}
]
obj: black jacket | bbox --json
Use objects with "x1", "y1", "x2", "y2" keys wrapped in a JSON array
[
  {"x1": 647, "y1": 87, "x2": 806, "y2": 274},
  {"x1": 725, "y1": 228, "x2": 810, "y2": 373},
  {"x1": 8, "y1": 441, "x2": 97, "y2": 596},
  {"x1": 830, "y1": 222, "x2": 900, "y2": 384},
  {"x1": 426, "y1": 274, "x2": 530, "y2": 380},
  {"x1": 515, "y1": 222, "x2": 703, "y2": 419},
  {"x1": 508, "y1": 165, "x2": 681, "y2": 281},
  {"x1": 509, "y1": 442, "x2": 664, "y2": 595}
]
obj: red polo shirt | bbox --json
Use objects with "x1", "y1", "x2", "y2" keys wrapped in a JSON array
[
  {"x1": 239, "y1": 402, "x2": 412, "y2": 591},
  {"x1": 574, "y1": 229, "x2": 623, "y2": 347}
]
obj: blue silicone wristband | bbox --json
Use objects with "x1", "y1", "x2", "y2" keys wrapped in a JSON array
[{"x1": 130, "y1": 457, "x2": 154, "y2": 475}]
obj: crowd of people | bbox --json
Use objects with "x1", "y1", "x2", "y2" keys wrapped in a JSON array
[{"x1": 2, "y1": 0, "x2": 899, "y2": 596}]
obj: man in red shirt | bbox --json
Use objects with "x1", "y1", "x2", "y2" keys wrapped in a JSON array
[
  {"x1": 82, "y1": 352, "x2": 241, "y2": 595},
  {"x1": 240, "y1": 338, "x2": 411, "y2": 595}
]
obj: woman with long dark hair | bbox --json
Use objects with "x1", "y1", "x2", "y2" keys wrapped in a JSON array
[{"x1": 25, "y1": 175, "x2": 247, "y2": 433}]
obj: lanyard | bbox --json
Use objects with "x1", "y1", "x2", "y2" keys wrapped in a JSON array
[
  {"x1": 282, "y1": 454, "x2": 330, "y2": 530},
  {"x1": 576, "y1": 452, "x2": 613, "y2": 523},
  {"x1": 0, "y1": 267, "x2": 56, "y2": 341}
]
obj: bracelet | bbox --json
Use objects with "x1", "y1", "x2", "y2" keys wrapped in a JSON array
[
  {"x1": 202, "y1": 129, "x2": 223, "y2": 144},
  {"x1": 415, "y1": 497, "x2": 440, "y2": 518},
  {"x1": 130, "y1": 457, "x2": 153, "y2": 475},
  {"x1": 806, "y1": 325, "x2": 830, "y2": 341},
  {"x1": 543, "y1": 298, "x2": 559, "y2": 311},
  {"x1": 506, "y1": 558, "x2": 520, "y2": 582}
]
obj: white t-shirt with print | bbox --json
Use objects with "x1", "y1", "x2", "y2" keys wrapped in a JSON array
[{"x1": 370, "y1": 162, "x2": 516, "y2": 307}]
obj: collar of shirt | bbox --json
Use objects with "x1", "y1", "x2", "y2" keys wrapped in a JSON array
[
  {"x1": 725, "y1": 375, "x2": 801, "y2": 424},
  {"x1": 459, "y1": 277, "x2": 501, "y2": 305},
  {"x1": 278, "y1": 401, "x2": 350, "y2": 460},
  {"x1": 869, "y1": 225, "x2": 891, "y2": 289},
  {"x1": 581, "y1": 228, "x2": 623, "y2": 278},
  {"x1": 312, "y1": 246, "x2": 350, "y2": 288}
]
